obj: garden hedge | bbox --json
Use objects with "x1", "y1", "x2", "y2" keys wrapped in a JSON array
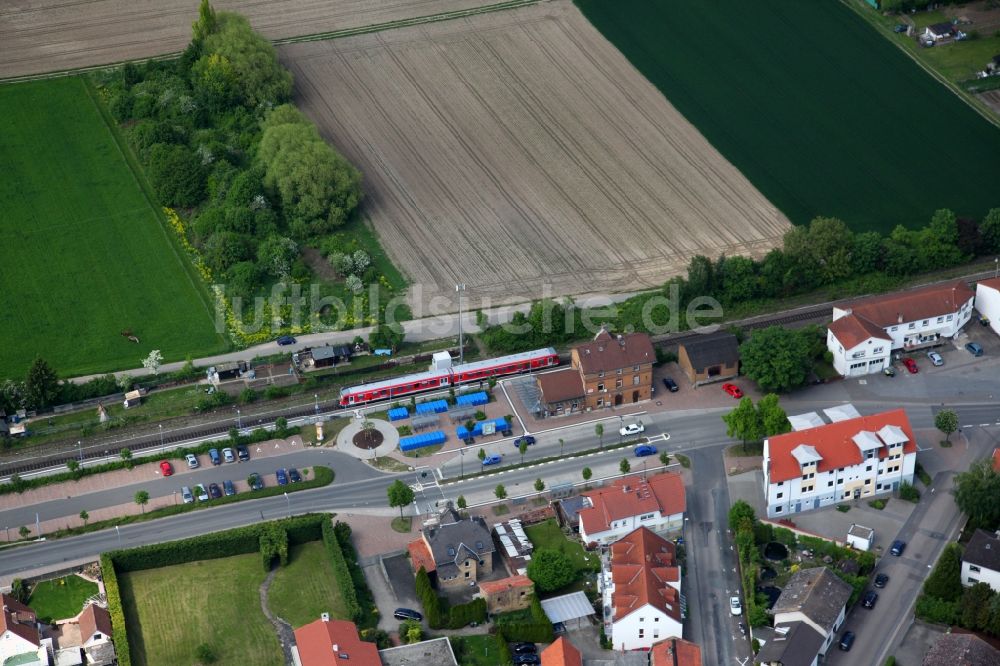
[
  {"x1": 332, "y1": 521, "x2": 378, "y2": 628},
  {"x1": 322, "y1": 519, "x2": 361, "y2": 621}
]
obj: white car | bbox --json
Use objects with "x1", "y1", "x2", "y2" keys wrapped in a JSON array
[
  {"x1": 185, "y1": 453, "x2": 200, "y2": 469},
  {"x1": 222, "y1": 447, "x2": 236, "y2": 463},
  {"x1": 927, "y1": 351, "x2": 944, "y2": 366},
  {"x1": 730, "y1": 596, "x2": 742, "y2": 616},
  {"x1": 619, "y1": 422, "x2": 645, "y2": 437}
]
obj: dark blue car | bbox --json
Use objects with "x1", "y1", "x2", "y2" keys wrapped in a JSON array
[
  {"x1": 276, "y1": 468, "x2": 289, "y2": 485},
  {"x1": 634, "y1": 444, "x2": 658, "y2": 457},
  {"x1": 514, "y1": 436, "x2": 536, "y2": 447},
  {"x1": 276, "y1": 335, "x2": 296, "y2": 346},
  {"x1": 482, "y1": 454, "x2": 502, "y2": 466}
]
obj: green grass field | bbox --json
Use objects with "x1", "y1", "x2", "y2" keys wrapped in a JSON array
[
  {"x1": 0, "y1": 76, "x2": 225, "y2": 379},
  {"x1": 119, "y1": 554, "x2": 282, "y2": 666},
  {"x1": 524, "y1": 519, "x2": 600, "y2": 573},
  {"x1": 27, "y1": 575, "x2": 98, "y2": 623},
  {"x1": 268, "y1": 542, "x2": 349, "y2": 627},
  {"x1": 574, "y1": 0, "x2": 1000, "y2": 234}
]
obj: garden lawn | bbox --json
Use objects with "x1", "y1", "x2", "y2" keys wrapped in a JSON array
[
  {"x1": 452, "y1": 635, "x2": 507, "y2": 666},
  {"x1": 0, "y1": 76, "x2": 224, "y2": 379},
  {"x1": 524, "y1": 519, "x2": 600, "y2": 573},
  {"x1": 574, "y1": 0, "x2": 1000, "y2": 234},
  {"x1": 267, "y1": 541, "x2": 350, "y2": 627},
  {"x1": 27, "y1": 575, "x2": 98, "y2": 623},
  {"x1": 119, "y1": 553, "x2": 281, "y2": 666}
]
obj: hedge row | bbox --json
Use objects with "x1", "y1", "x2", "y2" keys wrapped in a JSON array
[
  {"x1": 447, "y1": 597, "x2": 486, "y2": 629},
  {"x1": 495, "y1": 596, "x2": 553, "y2": 643},
  {"x1": 332, "y1": 521, "x2": 379, "y2": 629},
  {"x1": 111, "y1": 513, "x2": 325, "y2": 572},
  {"x1": 260, "y1": 522, "x2": 289, "y2": 571},
  {"x1": 101, "y1": 553, "x2": 131, "y2": 666},
  {"x1": 322, "y1": 519, "x2": 361, "y2": 621},
  {"x1": 415, "y1": 566, "x2": 444, "y2": 628}
]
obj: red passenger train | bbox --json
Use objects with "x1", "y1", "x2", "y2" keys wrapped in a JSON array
[{"x1": 338, "y1": 347, "x2": 559, "y2": 406}]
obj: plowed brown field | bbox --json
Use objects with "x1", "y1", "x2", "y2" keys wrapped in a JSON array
[
  {"x1": 0, "y1": 0, "x2": 502, "y2": 78},
  {"x1": 280, "y1": 1, "x2": 791, "y2": 311}
]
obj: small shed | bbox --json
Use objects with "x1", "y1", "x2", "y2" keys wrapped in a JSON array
[
  {"x1": 677, "y1": 331, "x2": 740, "y2": 386},
  {"x1": 123, "y1": 389, "x2": 145, "y2": 409},
  {"x1": 846, "y1": 524, "x2": 874, "y2": 551},
  {"x1": 924, "y1": 22, "x2": 954, "y2": 42},
  {"x1": 540, "y1": 591, "x2": 596, "y2": 629}
]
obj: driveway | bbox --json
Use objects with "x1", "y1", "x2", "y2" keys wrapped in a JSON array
[{"x1": 382, "y1": 553, "x2": 420, "y2": 611}]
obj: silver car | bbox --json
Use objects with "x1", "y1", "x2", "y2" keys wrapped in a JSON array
[
  {"x1": 222, "y1": 447, "x2": 236, "y2": 463},
  {"x1": 927, "y1": 351, "x2": 944, "y2": 366},
  {"x1": 185, "y1": 453, "x2": 200, "y2": 469},
  {"x1": 180, "y1": 486, "x2": 194, "y2": 504}
]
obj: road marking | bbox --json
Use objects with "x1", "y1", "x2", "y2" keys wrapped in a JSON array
[
  {"x1": 980, "y1": 423, "x2": 991, "y2": 427},
  {"x1": 963, "y1": 424, "x2": 973, "y2": 428}
]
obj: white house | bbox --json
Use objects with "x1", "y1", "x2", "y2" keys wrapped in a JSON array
[
  {"x1": 602, "y1": 527, "x2": 682, "y2": 651},
  {"x1": 846, "y1": 524, "x2": 875, "y2": 552},
  {"x1": 578, "y1": 473, "x2": 686, "y2": 545},
  {"x1": 962, "y1": 529, "x2": 1000, "y2": 593},
  {"x1": 0, "y1": 594, "x2": 45, "y2": 666},
  {"x1": 763, "y1": 409, "x2": 916, "y2": 518},
  {"x1": 924, "y1": 21, "x2": 955, "y2": 41},
  {"x1": 827, "y1": 281, "x2": 975, "y2": 376},
  {"x1": 975, "y1": 277, "x2": 1000, "y2": 337},
  {"x1": 757, "y1": 568, "x2": 852, "y2": 666}
]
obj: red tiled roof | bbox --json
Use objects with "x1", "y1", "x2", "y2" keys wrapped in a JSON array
[
  {"x1": 574, "y1": 330, "x2": 655, "y2": 376},
  {"x1": 408, "y1": 538, "x2": 436, "y2": 574},
  {"x1": 541, "y1": 636, "x2": 583, "y2": 666},
  {"x1": 650, "y1": 637, "x2": 703, "y2": 666},
  {"x1": 767, "y1": 409, "x2": 916, "y2": 483},
  {"x1": 479, "y1": 575, "x2": 533, "y2": 596},
  {"x1": 294, "y1": 618, "x2": 380, "y2": 666},
  {"x1": 579, "y1": 472, "x2": 685, "y2": 537},
  {"x1": 840, "y1": 280, "x2": 974, "y2": 328},
  {"x1": 610, "y1": 527, "x2": 681, "y2": 623},
  {"x1": 828, "y1": 313, "x2": 892, "y2": 349},
  {"x1": 537, "y1": 368, "x2": 585, "y2": 404},
  {"x1": 79, "y1": 603, "x2": 113, "y2": 642},
  {"x1": 0, "y1": 593, "x2": 39, "y2": 648},
  {"x1": 978, "y1": 277, "x2": 1000, "y2": 292},
  {"x1": 993, "y1": 448, "x2": 1000, "y2": 473}
]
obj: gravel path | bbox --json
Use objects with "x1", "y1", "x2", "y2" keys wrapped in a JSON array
[{"x1": 260, "y1": 565, "x2": 297, "y2": 666}]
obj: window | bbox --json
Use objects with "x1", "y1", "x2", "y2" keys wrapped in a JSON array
[
  {"x1": 465, "y1": 571, "x2": 470, "y2": 578},
  {"x1": 802, "y1": 485, "x2": 814, "y2": 493},
  {"x1": 633, "y1": 364, "x2": 640, "y2": 372},
  {"x1": 866, "y1": 465, "x2": 873, "y2": 472},
  {"x1": 654, "y1": 617, "x2": 659, "y2": 622},
  {"x1": 937, "y1": 317, "x2": 944, "y2": 323},
  {"x1": 778, "y1": 481, "x2": 784, "y2": 487},
  {"x1": 775, "y1": 506, "x2": 783, "y2": 513},
  {"x1": 828, "y1": 481, "x2": 834, "y2": 487},
  {"x1": 873, "y1": 347, "x2": 884, "y2": 354},
  {"x1": 597, "y1": 398, "x2": 604, "y2": 407},
  {"x1": 617, "y1": 369, "x2": 622, "y2": 375},
  {"x1": 970, "y1": 565, "x2": 981, "y2": 573},
  {"x1": 968, "y1": 577, "x2": 979, "y2": 584},
  {"x1": 639, "y1": 617, "x2": 644, "y2": 622},
  {"x1": 891, "y1": 326, "x2": 898, "y2": 332},
  {"x1": 776, "y1": 492, "x2": 783, "y2": 499},
  {"x1": 653, "y1": 629, "x2": 660, "y2": 639},
  {"x1": 638, "y1": 629, "x2": 644, "y2": 638},
  {"x1": 599, "y1": 371, "x2": 604, "y2": 378},
  {"x1": 908, "y1": 323, "x2": 916, "y2": 330},
  {"x1": 838, "y1": 467, "x2": 845, "y2": 473},
  {"x1": 837, "y1": 478, "x2": 844, "y2": 484},
  {"x1": 616, "y1": 378, "x2": 623, "y2": 389},
  {"x1": 947, "y1": 314, "x2": 953, "y2": 321},
  {"x1": 633, "y1": 375, "x2": 640, "y2": 386},
  {"x1": 922, "y1": 319, "x2": 929, "y2": 326},
  {"x1": 597, "y1": 383, "x2": 605, "y2": 392}
]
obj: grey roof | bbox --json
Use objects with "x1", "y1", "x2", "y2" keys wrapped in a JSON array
[
  {"x1": 923, "y1": 633, "x2": 1000, "y2": 666},
  {"x1": 771, "y1": 567, "x2": 852, "y2": 633},
  {"x1": 558, "y1": 495, "x2": 590, "y2": 524},
  {"x1": 379, "y1": 637, "x2": 458, "y2": 666},
  {"x1": 311, "y1": 345, "x2": 351, "y2": 361},
  {"x1": 928, "y1": 21, "x2": 955, "y2": 35},
  {"x1": 964, "y1": 530, "x2": 1000, "y2": 571},
  {"x1": 755, "y1": 622, "x2": 825, "y2": 666},
  {"x1": 423, "y1": 517, "x2": 494, "y2": 570},
  {"x1": 679, "y1": 332, "x2": 740, "y2": 371},
  {"x1": 540, "y1": 591, "x2": 595, "y2": 624}
]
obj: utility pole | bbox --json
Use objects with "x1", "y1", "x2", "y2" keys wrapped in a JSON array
[
  {"x1": 158, "y1": 424, "x2": 163, "y2": 448},
  {"x1": 456, "y1": 283, "x2": 467, "y2": 365},
  {"x1": 77, "y1": 440, "x2": 83, "y2": 462}
]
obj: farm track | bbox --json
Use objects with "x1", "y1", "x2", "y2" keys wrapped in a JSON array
[
  {"x1": 0, "y1": 0, "x2": 515, "y2": 79},
  {"x1": 280, "y1": 0, "x2": 790, "y2": 313}
]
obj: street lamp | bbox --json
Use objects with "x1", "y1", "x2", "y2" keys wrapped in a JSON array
[
  {"x1": 456, "y1": 284, "x2": 467, "y2": 365},
  {"x1": 995, "y1": 257, "x2": 999, "y2": 279},
  {"x1": 158, "y1": 424, "x2": 163, "y2": 448},
  {"x1": 314, "y1": 394, "x2": 319, "y2": 415},
  {"x1": 460, "y1": 449, "x2": 465, "y2": 479},
  {"x1": 115, "y1": 525, "x2": 121, "y2": 547},
  {"x1": 619, "y1": 416, "x2": 624, "y2": 445},
  {"x1": 77, "y1": 440, "x2": 83, "y2": 462},
  {"x1": 236, "y1": 408, "x2": 242, "y2": 430},
  {"x1": 284, "y1": 492, "x2": 291, "y2": 517}
]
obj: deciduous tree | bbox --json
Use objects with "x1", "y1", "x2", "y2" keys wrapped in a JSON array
[
  {"x1": 954, "y1": 460, "x2": 1000, "y2": 530},
  {"x1": 24, "y1": 358, "x2": 59, "y2": 409},
  {"x1": 386, "y1": 480, "x2": 414, "y2": 519},
  {"x1": 494, "y1": 484, "x2": 507, "y2": 500},
  {"x1": 527, "y1": 549, "x2": 575, "y2": 592},
  {"x1": 134, "y1": 490, "x2": 150, "y2": 513},
  {"x1": 619, "y1": 459, "x2": 631, "y2": 474},
  {"x1": 758, "y1": 394, "x2": 791, "y2": 437},
  {"x1": 739, "y1": 326, "x2": 812, "y2": 392},
  {"x1": 935, "y1": 409, "x2": 958, "y2": 443},
  {"x1": 924, "y1": 542, "x2": 963, "y2": 601},
  {"x1": 723, "y1": 397, "x2": 764, "y2": 452}
]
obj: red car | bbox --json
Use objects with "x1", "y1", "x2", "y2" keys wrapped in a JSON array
[
  {"x1": 722, "y1": 383, "x2": 743, "y2": 399},
  {"x1": 902, "y1": 358, "x2": 918, "y2": 374},
  {"x1": 159, "y1": 460, "x2": 173, "y2": 477}
]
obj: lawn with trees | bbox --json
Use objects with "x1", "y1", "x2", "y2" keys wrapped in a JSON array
[
  {"x1": 0, "y1": 76, "x2": 225, "y2": 379},
  {"x1": 575, "y1": 1, "x2": 1000, "y2": 233},
  {"x1": 26, "y1": 575, "x2": 99, "y2": 624}
]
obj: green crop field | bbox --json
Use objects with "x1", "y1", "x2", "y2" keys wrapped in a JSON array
[
  {"x1": 0, "y1": 76, "x2": 224, "y2": 380},
  {"x1": 574, "y1": 0, "x2": 1000, "y2": 234}
]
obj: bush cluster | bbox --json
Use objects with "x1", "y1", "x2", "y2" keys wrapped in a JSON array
[
  {"x1": 331, "y1": 521, "x2": 379, "y2": 628},
  {"x1": 322, "y1": 519, "x2": 361, "y2": 621},
  {"x1": 259, "y1": 522, "x2": 289, "y2": 570},
  {"x1": 495, "y1": 595, "x2": 554, "y2": 643}
]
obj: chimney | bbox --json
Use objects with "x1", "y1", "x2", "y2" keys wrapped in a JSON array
[
  {"x1": 897, "y1": 312, "x2": 903, "y2": 324},
  {"x1": 332, "y1": 644, "x2": 339, "y2": 652},
  {"x1": 321, "y1": 612, "x2": 330, "y2": 622}
]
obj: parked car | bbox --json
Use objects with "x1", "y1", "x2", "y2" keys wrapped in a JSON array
[
  {"x1": 620, "y1": 422, "x2": 645, "y2": 437},
  {"x1": 181, "y1": 486, "x2": 194, "y2": 504},
  {"x1": 839, "y1": 630, "x2": 856, "y2": 651},
  {"x1": 883, "y1": 365, "x2": 895, "y2": 377},
  {"x1": 223, "y1": 480, "x2": 236, "y2": 496},
  {"x1": 874, "y1": 573, "x2": 889, "y2": 588},
  {"x1": 248, "y1": 473, "x2": 264, "y2": 491},
  {"x1": 482, "y1": 454, "x2": 502, "y2": 466},
  {"x1": 208, "y1": 448, "x2": 222, "y2": 465},
  {"x1": 222, "y1": 447, "x2": 236, "y2": 463},
  {"x1": 634, "y1": 444, "x2": 658, "y2": 457},
  {"x1": 513, "y1": 655, "x2": 540, "y2": 665},
  {"x1": 662, "y1": 377, "x2": 679, "y2": 392},
  {"x1": 276, "y1": 468, "x2": 289, "y2": 485},
  {"x1": 966, "y1": 342, "x2": 984, "y2": 357},
  {"x1": 722, "y1": 383, "x2": 743, "y2": 399},
  {"x1": 893, "y1": 23, "x2": 908, "y2": 32},
  {"x1": 185, "y1": 453, "x2": 200, "y2": 469},
  {"x1": 393, "y1": 608, "x2": 422, "y2": 621},
  {"x1": 208, "y1": 482, "x2": 222, "y2": 499},
  {"x1": 195, "y1": 484, "x2": 209, "y2": 501},
  {"x1": 159, "y1": 460, "x2": 173, "y2": 477},
  {"x1": 276, "y1": 335, "x2": 297, "y2": 346},
  {"x1": 237, "y1": 445, "x2": 250, "y2": 462},
  {"x1": 511, "y1": 643, "x2": 537, "y2": 654},
  {"x1": 927, "y1": 351, "x2": 944, "y2": 366},
  {"x1": 862, "y1": 590, "x2": 878, "y2": 608},
  {"x1": 289, "y1": 468, "x2": 302, "y2": 483},
  {"x1": 514, "y1": 436, "x2": 536, "y2": 448},
  {"x1": 902, "y1": 358, "x2": 919, "y2": 374},
  {"x1": 890, "y1": 540, "x2": 906, "y2": 556},
  {"x1": 730, "y1": 596, "x2": 742, "y2": 616}
]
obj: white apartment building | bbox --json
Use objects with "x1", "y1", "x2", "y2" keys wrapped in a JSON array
[
  {"x1": 578, "y1": 473, "x2": 685, "y2": 546},
  {"x1": 827, "y1": 280, "x2": 975, "y2": 377},
  {"x1": 962, "y1": 529, "x2": 1000, "y2": 593},
  {"x1": 975, "y1": 277, "x2": 1000, "y2": 337},
  {"x1": 763, "y1": 409, "x2": 916, "y2": 518}
]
